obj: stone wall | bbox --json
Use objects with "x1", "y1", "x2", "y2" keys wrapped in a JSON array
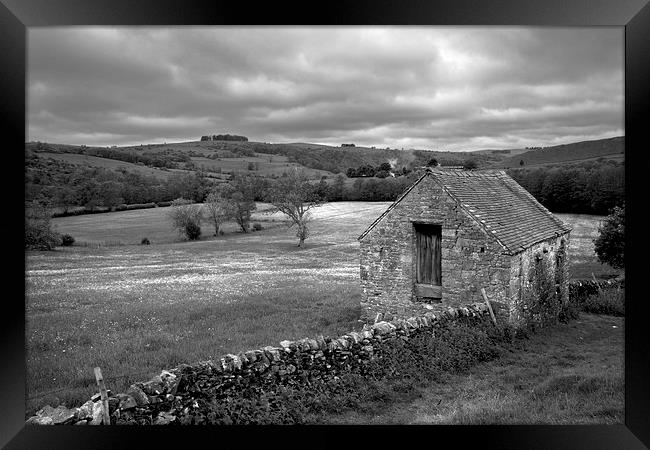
[
  {"x1": 508, "y1": 235, "x2": 571, "y2": 326},
  {"x1": 26, "y1": 303, "x2": 491, "y2": 426},
  {"x1": 359, "y1": 175, "x2": 511, "y2": 322},
  {"x1": 568, "y1": 277, "x2": 624, "y2": 302}
]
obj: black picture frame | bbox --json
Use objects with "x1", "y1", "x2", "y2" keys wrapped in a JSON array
[{"x1": 2, "y1": 0, "x2": 648, "y2": 448}]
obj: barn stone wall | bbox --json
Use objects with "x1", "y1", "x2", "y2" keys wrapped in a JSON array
[
  {"x1": 359, "y1": 176, "x2": 511, "y2": 322},
  {"x1": 508, "y1": 234, "x2": 570, "y2": 326}
]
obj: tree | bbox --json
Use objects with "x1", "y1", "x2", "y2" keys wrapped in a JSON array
[
  {"x1": 315, "y1": 177, "x2": 330, "y2": 200},
  {"x1": 167, "y1": 198, "x2": 203, "y2": 240},
  {"x1": 203, "y1": 185, "x2": 232, "y2": 236},
  {"x1": 266, "y1": 169, "x2": 324, "y2": 247},
  {"x1": 427, "y1": 158, "x2": 439, "y2": 167},
  {"x1": 25, "y1": 200, "x2": 61, "y2": 250},
  {"x1": 330, "y1": 174, "x2": 347, "y2": 201},
  {"x1": 519, "y1": 159, "x2": 525, "y2": 166},
  {"x1": 357, "y1": 164, "x2": 376, "y2": 177},
  {"x1": 54, "y1": 186, "x2": 79, "y2": 213},
  {"x1": 593, "y1": 205, "x2": 624, "y2": 269},
  {"x1": 463, "y1": 159, "x2": 478, "y2": 170},
  {"x1": 227, "y1": 174, "x2": 257, "y2": 233},
  {"x1": 228, "y1": 191, "x2": 254, "y2": 233},
  {"x1": 99, "y1": 180, "x2": 124, "y2": 209},
  {"x1": 378, "y1": 162, "x2": 392, "y2": 172}
]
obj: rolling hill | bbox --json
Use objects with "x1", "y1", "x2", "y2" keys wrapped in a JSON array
[
  {"x1": 25, "y1": 135, "x2": 625, "y2": 187},
  {"x1": 26, "y1": 138, "x2": 511, "y2": 180},
  {"x1": 488, "y1": 136, "x2": 624, "y2": 169}
]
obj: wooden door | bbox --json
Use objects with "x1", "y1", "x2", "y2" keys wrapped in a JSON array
[{"x1": 414, "y1": 223, "x2": 442, "y2": 299}]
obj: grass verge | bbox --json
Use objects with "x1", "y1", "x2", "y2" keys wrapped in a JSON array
[
  {"x1": 318, "y1": 313, "x2": 623, "y2": 425},
  {"x1": 26, "y1": 284, "x2": 362, "y2": 417}
]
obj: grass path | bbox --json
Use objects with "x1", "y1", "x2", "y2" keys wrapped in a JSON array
[{"x1": 325, "y1": 313, "x2": 623, "y2": 424}]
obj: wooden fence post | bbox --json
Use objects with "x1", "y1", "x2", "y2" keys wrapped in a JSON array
[
  {"x1": 591, "y1": 273, "x2": 603, "y2": 294},
  {"x1": 481, "y1": 288, "x2": 497, "y2": 326},
  {"x1": 94, "y1": 367, "x2": 111, "y2": 425}
]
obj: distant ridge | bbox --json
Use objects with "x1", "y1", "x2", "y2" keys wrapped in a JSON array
[{"x1": 492, "y1": 136, "x2": 624, "y2": 168}]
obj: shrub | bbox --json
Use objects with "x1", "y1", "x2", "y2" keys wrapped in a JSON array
[
  {"x1": 463, "y1": 159, "x2": 478, "y2": 170},
  {"x1": 168, "y1": 198, "x2": 203, "y2": 240},
  {"x1": 61, "y1": 234, "x2": 75, "y2": 246},
  {"x1": 559, "y1": 298, "x2": 581, "y2": 323},
  {"x1": 126, "y1": 202, "x2": 156, "y2": 210},
  {"x1": 569, "y1": 279, "x2": 624, "y2": 303},
  {"x1": 252, "y1": 222, "x2": 263, "y2": 231},
  {"x1": 141, "y1": 237, "x2": 151, "y2": 245},
  {"x1": 185, "y1": 222, "x2": 202, "y2": 240},
  {"x1": 115, "y1": 204, "x2": 128, "y2": 211},
  {"x1": 593, "y1": 205, "x2": 624, "y2": 269},
  {"x1": 25, "y1": 202, "x2": 61, "y2": 250},
  {"x1": 156, "y1": 201, "x2": 172, "y2": 207},
  {"x1": 581, "y1": 288, "x2": 624, "y2": 316}
]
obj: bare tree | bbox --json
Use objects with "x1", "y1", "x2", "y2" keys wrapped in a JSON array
[
  {"x1": 266, "y1": 169, "x2": 324, "y2": 247},
  {"x1": 227, "y1": 174, "x2": 257, "y2": 233},
  {"x1": 204, "y1": 185, "x2": 232, "y2": 236},
  {"x1": 167, "y1": 198, "x2": 203, "y2": 240}
]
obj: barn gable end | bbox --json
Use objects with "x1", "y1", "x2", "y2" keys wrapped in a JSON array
[{"x1": 358, "y1": 168, "x2": 572, "y2": 325}]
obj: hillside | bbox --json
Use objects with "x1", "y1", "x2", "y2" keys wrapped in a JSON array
[
  {"x1": 490, "y1": 136, "x2": 624, "y2": 169},
  {"x1": 26, "y1": 139, "x2": 504, "y2": 181}
]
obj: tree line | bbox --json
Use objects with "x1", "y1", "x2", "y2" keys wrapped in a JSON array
[
  {"x1": 26, "y1": 150, "x2": 624, "y2": 217},
  {"x1": 506, "y1": 161, "x2": 624, "y2": 215},
  {"x1": 25, "y1": 157, "x2": 212, "y2": 211}
]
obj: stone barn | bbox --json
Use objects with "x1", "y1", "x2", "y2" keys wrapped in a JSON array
[{"x1": 358, "y1": 168, "x2": 572, "y2": 327}]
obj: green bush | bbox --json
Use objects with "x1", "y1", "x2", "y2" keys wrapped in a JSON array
[
  {"x1": 581, "y1": 288, "x2": 624, "y2": 316},
  {"x1": 141, "y1": 237, "x2": 151, "y2": 245},
  {"x1": 60, "y1": 234, "x2": 75, "y2": 246},
  {"x1": 559, "y1": 298, "x2": 581, "y2": 322},
  {"x1": 185, "y1": 222, "x2": 201, "y2": 240},
  {"x1": 252, "y1": 222, "x2": 263, "y2": 231},
  {"x1": 126, "y1": 202, "x2": 156, "y2": 210},
  {"x1": 593, "y1": 205, "x2": 624, "y2": 269},
  {"x1": 25, "y1": 202, "x2": 61, "y2": 250}
]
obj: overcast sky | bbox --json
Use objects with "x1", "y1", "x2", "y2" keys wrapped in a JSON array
[{"x1": 27, "y1": 26, "x2": 623, "y2": 152}]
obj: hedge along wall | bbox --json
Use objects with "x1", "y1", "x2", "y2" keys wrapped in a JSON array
[
  {"x1": 27, "y1": 303, "x2": 492, "y2": 426},
  {"x1": 568, "y1": 277, "x2": 624, "y2": 302}
]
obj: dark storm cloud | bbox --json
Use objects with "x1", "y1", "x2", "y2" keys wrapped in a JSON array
[{"x1": 28, "y1": 27, "x2": 623, "y2": 150}]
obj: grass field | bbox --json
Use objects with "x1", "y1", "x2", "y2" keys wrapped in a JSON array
[
  {"x1": 26, "y1": 202, "x2": 388, "y2": 415},
  {"x1": 26, "y1": 203, "x2": 620, "y2": 417},
  {"x1": 189, "y1": 155, "x2": 334, "y2": 179},
  {"x1": 49, "y1": 206, "x2": 618, "y2": 279},
  {"x1": 38, "y1": 152, "x2": 180, "y2": 180},
  {"x1": 321, "y1": 313, "x2": 623, "y2": 425},
  {"x1": 49, "y1": 203, "x2": 285, "y2": 246}
]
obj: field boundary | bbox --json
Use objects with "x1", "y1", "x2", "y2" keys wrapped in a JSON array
[{"x1": 26, "y1": 303, "x2": 492, "y2": 425}]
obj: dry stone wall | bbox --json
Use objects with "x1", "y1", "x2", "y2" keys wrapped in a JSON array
[
  {"x1": 26, "y1": 303, "x2": 491, "y2": 426},
  {"x1": 568, "y1": 277, "x2": 624, "y2": 301}
]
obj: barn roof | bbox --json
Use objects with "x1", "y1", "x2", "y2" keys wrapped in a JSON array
[{"x1": 358, "y1": 168, "x2": 572, "y2": 254}]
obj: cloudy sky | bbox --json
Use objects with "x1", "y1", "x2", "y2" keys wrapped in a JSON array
[{"x1": 28, "y1": 26, "x2": 623, "y2": 152}]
